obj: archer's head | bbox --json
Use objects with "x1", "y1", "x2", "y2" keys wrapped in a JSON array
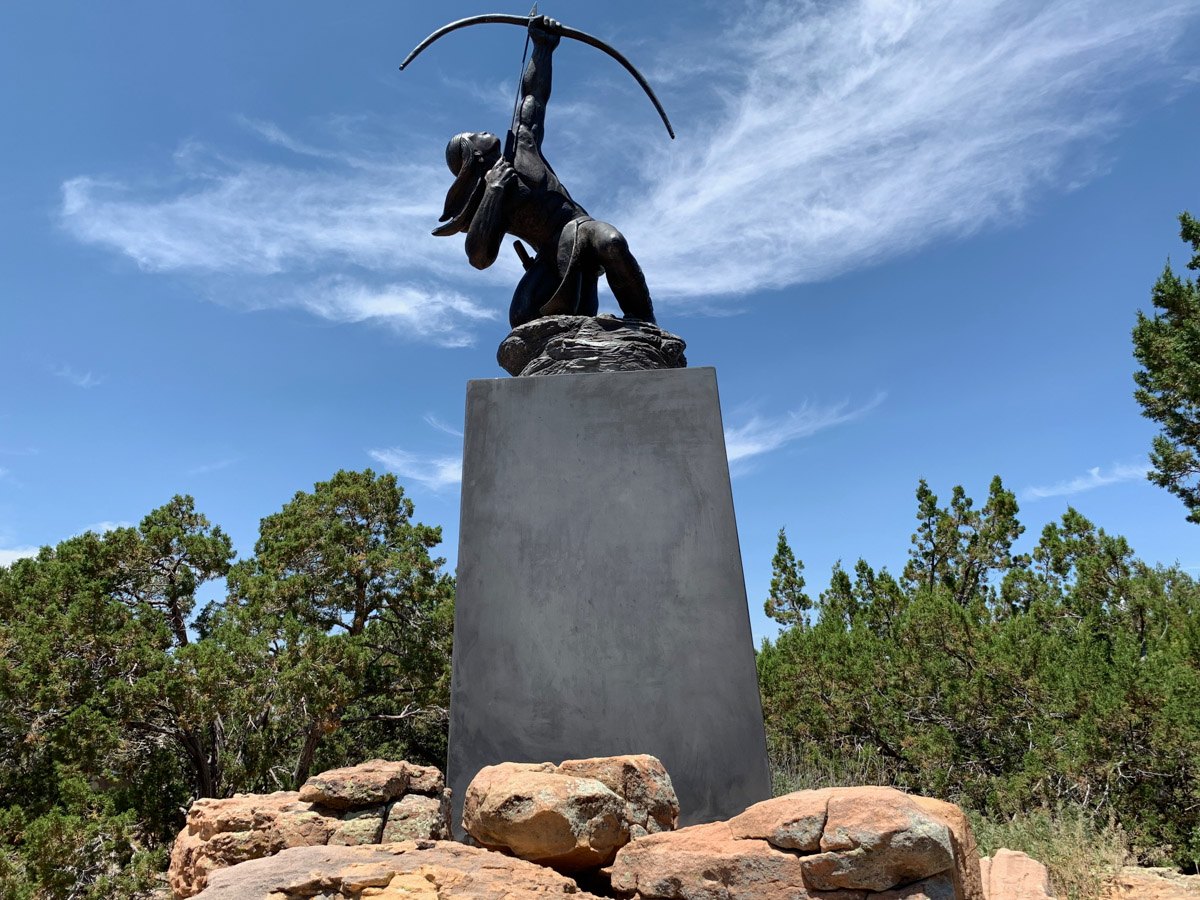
[{"x1": 446, "y1": 132, "x2": 501, "y2": 174}]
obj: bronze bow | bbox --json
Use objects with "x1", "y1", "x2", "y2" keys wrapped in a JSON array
[{"x1": 399, "y1": 14, "x2": 675, "y2": 140}]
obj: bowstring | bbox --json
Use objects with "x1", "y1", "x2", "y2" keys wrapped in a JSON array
[{"x1": 505, "y1": 3, "x2": 536, "y2": 161}]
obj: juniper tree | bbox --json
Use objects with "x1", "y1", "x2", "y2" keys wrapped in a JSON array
[{"x1": 1133, "y1": 211, "x2": 1200, "y2": 523}]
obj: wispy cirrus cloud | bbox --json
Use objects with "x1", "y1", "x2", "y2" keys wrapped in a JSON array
[
  {"x1": 724, "y1": 393, "x2": 885, "y2": 464},
  {"x1": 293, "y1": 278, "x2": 496, "y2": 348},
  {"x1": 1022, "y1": 462, "x2": 1148, "y2": 500},
  {"x1": 423, "y1": 413, "x2": 464, "y2": 438},
  {"x1": 623, "y1": 0, "x2": 1200, "y2": 300},
  {"x1": 367, "y1": 447, "x2": 462, "y2": 491},
  {"x1": 59, "y1": 137, "x2": 508, "y2": 347},
  {"x1": 51, "y1": 364, "x2": 101, "y2": 389},
  {"x1": 188, "y1": 457, "x2": 238, "y2": 477},
  {"x1": 57, "y1": 0, "x2": 1200, "y2": 336}
]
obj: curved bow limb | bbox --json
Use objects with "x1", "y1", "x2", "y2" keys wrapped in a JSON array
[{"x1": 399, "y1": 14, "x2": 675, "y2": 140}]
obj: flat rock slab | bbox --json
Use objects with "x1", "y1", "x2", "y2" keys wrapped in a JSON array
[
  {"x1": 1106, "y1": 866, "x2": 1200, "y2": 900},
  {"x1": 192, "y1": 840, "x2": 605, "y2": 899},
  {"x1": 497, "y1": 314, "x2": 687, "y2": 376},
  {"x1": 610, "y1": 821, "x2": 823, "y2": 900},
  {"x1": 299, "y1": 759, "x2": 444, "y2": 808}
]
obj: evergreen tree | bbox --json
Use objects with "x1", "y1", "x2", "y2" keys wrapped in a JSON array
[
  {"x1": 0, "y1": 498, "x2": 233, "y2": 898},
  {"x1": 758, "y1": 478, "x2": 1200, "y2": 868},
  {"x1": 1133, "y1": 211, "x2": 1200, "y2": 523},
  {"x1": 764, "y1": 527, "x2": 811, "y2": 627},
  {"x1": 0, "y1": 472, "x2": 455, "y2": 898},
  {"x1": 224, "y1": 469, "x2": 454, "y2": 788}
]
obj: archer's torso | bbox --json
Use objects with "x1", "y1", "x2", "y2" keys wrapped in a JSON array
[{"x1": 503, "y1": 125, "x2": 587, "y2": 251}]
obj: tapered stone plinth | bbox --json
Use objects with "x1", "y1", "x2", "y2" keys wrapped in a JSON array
[{"x1": 447, "y1": 366, "x2": 770, "y2": 836}]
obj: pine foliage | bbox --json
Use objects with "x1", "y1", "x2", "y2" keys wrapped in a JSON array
[
  {"x1": 759, "y1": 478, "x2": 1200, "y2": 868},
  {"x1": 1133, "y1": 211, "x2": 1200, "y2": 523},
  {"x1": 0, "y1": 471, "x2": 453, "y2": 899}
]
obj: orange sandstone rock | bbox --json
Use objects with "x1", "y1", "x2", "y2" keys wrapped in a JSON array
[
  {"x1": 980, "y1": 849, "x2": 1055, "y2": 900},
  {"x1": 462, "y1": 762, "x2": 629, "y2": 872},
  {"x1": 191, "y1": 840, "x2": 605, "y2": 899}
]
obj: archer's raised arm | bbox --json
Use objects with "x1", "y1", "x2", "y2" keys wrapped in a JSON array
[{"x1": 516, "y1": 16, "x2": 560, "y2": 150}]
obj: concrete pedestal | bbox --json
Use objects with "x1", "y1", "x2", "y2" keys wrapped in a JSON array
[{"x1": 447, "y1": 367, "x2": 771, "y2": 835}]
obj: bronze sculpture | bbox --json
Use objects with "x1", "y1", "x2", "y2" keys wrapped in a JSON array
[{"x1": 401, "y1": 14, "x2": 673, "y2": 329}]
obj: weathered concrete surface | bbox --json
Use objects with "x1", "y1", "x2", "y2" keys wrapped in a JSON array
[{"x1": 448, "y1": 367, "x2": 770, "y2": 836}]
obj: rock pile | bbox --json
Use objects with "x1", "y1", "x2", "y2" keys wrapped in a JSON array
[
  {"x1": 169, "y1": 755, "x2": 1059, "y2": 900},
  {"x1": 168, "y1": 759, "x2": 450, "y2": 898},
  {"x1": 609, "y1": 786, "x2": 983, "y2": 900}
]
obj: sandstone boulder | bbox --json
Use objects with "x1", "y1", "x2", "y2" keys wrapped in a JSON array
[
  {"x1": 611, "y1": 786, "x2": 984, "y2": 900},
  {"x1": 1106, "y1": 866, "x2": 1200, "y2": 900},
  {"x1": 800, "y1": 787, "x2": 962, "y2": 893},
  {"x1": 170, "y1": 760, "x2": 452, "y2": 898},
  {"x1": 463, "y1": 762, "x2": 629, "y2": 872},
  {"x1": 381, "y1": 792, "x2": 452, "y2": 842},
  {"x1": 980, "y1": 850, "x2": 1055, "y2": 900},
  {"x1": 192, "y1": 840, "x2": 606, "y2": 899},
  {"x1": 169, "y1": 791, "x2": 340, "y2": 898},
  {"x1": 557, "y1": 754, "x2": 680, "y2": 837},
  {"x1": 298, "y1": 758, "x2": 443, "y2": 808},
  {"x1": 911, "y1": 795, "x2": 985, "y2": 900},
  {"x1": 876, "y1": 874, "x2": 958, "y2": 900},
  {"x1": 328, "y1": 805, "x2": 386, "y2": 846},
  {"x1": 609, "y1": 820, "x2": 812, "y2": 900}
]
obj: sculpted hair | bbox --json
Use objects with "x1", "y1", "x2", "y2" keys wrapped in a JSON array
[{"x1": 446, "y1": 134, "x2": 473, "y2": 175}]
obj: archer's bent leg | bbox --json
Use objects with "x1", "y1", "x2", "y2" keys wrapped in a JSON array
[
  {"x1": 509, "y1": 254, "x2": 557, "y2": 328},
  {"x1": 580, "y1": 221, "x2": 655, "y2": 322}
]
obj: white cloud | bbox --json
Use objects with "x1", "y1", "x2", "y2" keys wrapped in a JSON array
[
  {"x1": 1022, "y1": 463, "x2": 1148, "y2": 500},
  {"x1": 724, "y1": 393, "x2": 885, "y2": 464},
  {"x1": 0, "y1": 546, "x2": 38, "y2": 567},
  {"x1": 294, "y1": 278, "x2": 497, "y2": 348},
  {"x1": 80, "y1": 520, "x2": 133, "y2": 534},
  {"x1": 57, "y1": 0, "x2": 1200, "y2": 333},
  {"x1": 423, "y1": 413, "x2": 464, "y2": 438},
  {"x1": 188, "y1": 458, "x2": 238, "y2": 476},
  {"x1": 52, "y1": 364, "x2": 101, "y2": 389},
  {"x1": 368, "y1": 448, "x2": 462, "y2": 491},
  {"x1": 58, "y1": 147, "x2": 461, "y2": 278},
  {"x1": 620, "y1": 0, "x2": 1200, "y2": 301}
]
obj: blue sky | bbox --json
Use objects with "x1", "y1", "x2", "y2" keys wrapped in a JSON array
[{"x1": 2, "y1": 0, "x2": 1198, "y2": 644}]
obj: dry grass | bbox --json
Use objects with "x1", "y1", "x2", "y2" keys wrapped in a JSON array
[
  {"x1": 969, "y1": 806, "x2": 1134, "y2": 900},
  {"x1": 769, "y1": 742, "x2": 906, "y2": 796}
]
